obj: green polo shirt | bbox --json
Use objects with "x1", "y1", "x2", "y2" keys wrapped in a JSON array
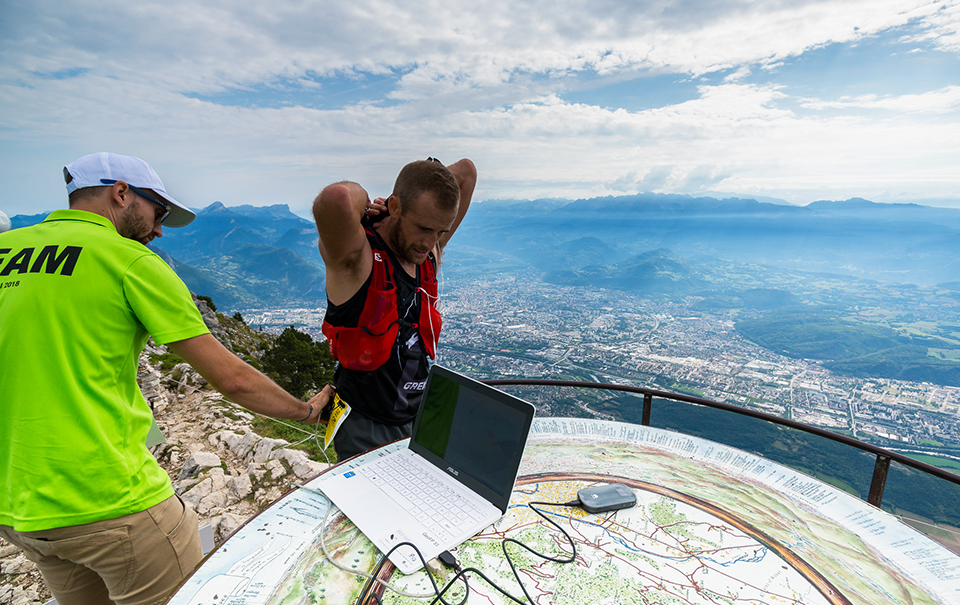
[{"x1": 0, "y1": 209, "x2": 209, "y2": 531}]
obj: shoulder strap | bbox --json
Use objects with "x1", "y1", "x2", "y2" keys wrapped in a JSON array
[{"x1": 364, "y1": 228, "x2": 393, "y2": 291}]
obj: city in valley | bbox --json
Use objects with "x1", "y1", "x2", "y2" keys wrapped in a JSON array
[{"x1": 240, "y1": 272, "x2": 960, "y2": 460}]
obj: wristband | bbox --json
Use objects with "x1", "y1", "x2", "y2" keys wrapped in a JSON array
[{"x1": 300, "y1": 404, "x2": 313, "y2": 422}]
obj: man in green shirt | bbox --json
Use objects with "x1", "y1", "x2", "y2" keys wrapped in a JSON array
[{"x1": 0, "y1": 152, "x2": 331, "y2": 605}]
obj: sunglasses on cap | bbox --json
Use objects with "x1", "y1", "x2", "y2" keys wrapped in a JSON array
[{"x1": 100, "y1": 179, "x2": 170, "y2": 224}]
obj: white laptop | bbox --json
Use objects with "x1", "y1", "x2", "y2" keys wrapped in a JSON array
[{"x1": 318, "y1": 365, "x2": 536, "y2": 574}]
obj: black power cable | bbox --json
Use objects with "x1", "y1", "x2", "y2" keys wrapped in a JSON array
[
  {"x1": 360, "y1": 540, "x2": 469, "y2": 605},
  {"x1": 359, "y1": 499, "x2": 582, "y2": 605},
  {"x1": 429, "y1": 500, "x2": 580, "y2": 605}
]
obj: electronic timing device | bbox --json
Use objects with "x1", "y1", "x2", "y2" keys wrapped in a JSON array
[{"x1": 577, "y1": 483, "x2": 637, "y2": 513}]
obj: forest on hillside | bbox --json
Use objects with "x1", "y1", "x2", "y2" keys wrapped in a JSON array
[{"x1": 736, "y1": 313, "x2": 960, "y2": 387}]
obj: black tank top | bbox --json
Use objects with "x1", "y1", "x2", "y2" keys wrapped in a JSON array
[{"x1": 324, "y1": 234, "x2": 433, "y2": 425}]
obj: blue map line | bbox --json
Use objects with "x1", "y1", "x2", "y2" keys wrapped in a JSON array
[
  {"x1": 508, "y1": 497, "x2": 698, "y2": 562},
  {"x1": 702, "y1": 548, "x2": 769, "y2": 567}
]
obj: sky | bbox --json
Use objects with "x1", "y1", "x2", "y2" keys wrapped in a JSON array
[{"x1": 1, "y1": 0, "x2": 959, "y2": 220}]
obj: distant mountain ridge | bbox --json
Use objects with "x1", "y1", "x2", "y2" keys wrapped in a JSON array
[
  {"x1": 9, "y1": 193, "x2": 960, "y2": 309},
  {"x1": 155, "y1": 202, "x2": 322, "y2": 264},
  {"x1": 545, "y1": 248, "x2": 709, "y2": 294},
  {"x1": 151, "y1": 203, "x2": 324, "y2": 309},
  {"x1": 462, "y1": 193, "x2": 960, "y2": 286}
]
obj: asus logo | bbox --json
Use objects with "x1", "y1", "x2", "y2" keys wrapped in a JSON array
[{"x1": 447, "y1": 466, "x2": 459, "y2": 476}]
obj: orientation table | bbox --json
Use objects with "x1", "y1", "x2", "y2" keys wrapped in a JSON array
[{"x1": 166, "y1": 417, "x2": 960, "y2": 605}]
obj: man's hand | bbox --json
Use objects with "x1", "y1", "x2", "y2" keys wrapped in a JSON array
[
  {"x1": 363, "y1": 197, "x2": 390, "y2": 227},
  {"x1": 365, "y1": 197, "x2": 388, "y2": 217},
  {"x1": 302, "y1": 384, "x2": 335, "y2": 424}
]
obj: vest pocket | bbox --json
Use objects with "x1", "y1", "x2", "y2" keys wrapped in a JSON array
[
  {"x1": 323, "y1": 287, "x2": 400, "y2": 372},
  {"x1": 333, "y1": 322, "x2": 399, "y2": 371}
]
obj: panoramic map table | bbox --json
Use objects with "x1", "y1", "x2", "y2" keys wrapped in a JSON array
[{"x1": 166, "y1": 418, "x2": 960, "y2": 605}]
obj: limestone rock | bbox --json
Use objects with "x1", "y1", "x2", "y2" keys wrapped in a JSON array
[
  {"x1": 210, "y1": 512, "x2": 247, "y2": 542},
  {"x1": 214, "y1": 430, "x2": 260, "y2": 460},
  {"x1": 179, "y1": 451, "x2": 223, "y2": 481},
  {"x1": 172, "y1": 477, "x2": 201, "y2": 495},
  {"x1": 266, "y1": 459, "x2": 286, "y2": 480},
  {"x1": 251, "y1": 437, "x2": 289, "y2": 463},
  {"x1": 7, "y1": 585, "x2": 40, "y2": 605},
  {"x1": 172, "y1": 363, "x2": 207, "y2": 391},
  {"x1": 138, "y1": 362, "x2": 168, "y2": 413},
  {"x1": 247, "y1": 462, "x2": 267, "y2": 483},
  {"x1": 270, "y1": 448, "x2": 328, "y2": 479},
  {"x1": 0, "y1": 554, "x2": 33, "y2": 575},
  {"x1": 228, "y1": 473, "x2": 253, "y2": 500}
]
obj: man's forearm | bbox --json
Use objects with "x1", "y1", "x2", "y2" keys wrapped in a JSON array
[
  {"x1": 168, "y1": 333, "x2": 328, "y2": 423},
  {"x1": 439, "y1": 158, "x2": 477, "y2": 248}
]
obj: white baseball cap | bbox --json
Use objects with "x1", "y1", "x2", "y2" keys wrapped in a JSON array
[{"x1": 63, "y1": 152, "x2": 196, "y2": 228}]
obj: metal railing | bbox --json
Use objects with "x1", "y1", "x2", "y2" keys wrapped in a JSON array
[{"x1": 482, "y1": 378, "x2": 960, "y2": 509}]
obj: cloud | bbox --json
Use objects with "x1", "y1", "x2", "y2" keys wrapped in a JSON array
[
  {"x1": 3, "y1": 0, "x2": 941, "y2": 95},
  {"x1": 679, "y1": 165, "x2": 733, "y2": 191},
  {"x1": 637, "y1": 166, "x2": 675, "y2": 191},
  {"x1": 899, "y1": 1, "x2": 960, "y2": 53},
  {"x1": 801, "y1": 85, "x2": 960, "y2": 113},
  {"x1": 0, "y1": 0, "x2": 958, "y2": 216},
  {"x1": 609, "y1": 166, "x2": 678, "y2": 192},
  {"x1": 723, "y1": 66, "x2": 752, "y2": 83}
]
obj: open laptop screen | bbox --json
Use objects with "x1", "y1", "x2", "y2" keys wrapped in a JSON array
[{"x1": 410, "y1": 366, "x2": 535, "y2": 512}]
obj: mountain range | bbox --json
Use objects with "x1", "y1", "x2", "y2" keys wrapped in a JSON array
[
  {"x1": 460, "y1": 194, "x2": 960, "y2": 286},
  {"x1": 9, "y1": 193, "x2": 960, "y2": 310}
]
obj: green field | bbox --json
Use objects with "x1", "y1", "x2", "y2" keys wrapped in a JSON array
[
  {"x1": 736, "y1": 312, "x2": 960, "y2": 387},
  {"x1": 904, "y1": 452, "x2": 960, "y2": 472}
]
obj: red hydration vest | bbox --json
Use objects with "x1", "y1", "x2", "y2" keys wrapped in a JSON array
[{"x1": 321, "y1": 230, "x2": 441, "y2": 371}]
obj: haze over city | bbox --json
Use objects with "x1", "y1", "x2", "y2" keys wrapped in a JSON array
[{"x1": 2, "y1": 0, "x2": 959, "y2": 220}]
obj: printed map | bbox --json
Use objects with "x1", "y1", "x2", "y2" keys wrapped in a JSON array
[{"x1": 166, "y1": 419, "x2": 960, "y2": 605}]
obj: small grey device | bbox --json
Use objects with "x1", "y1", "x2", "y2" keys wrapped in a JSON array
[{"x1": 577, "y1": 483, "x2": 637, "y2": 513}]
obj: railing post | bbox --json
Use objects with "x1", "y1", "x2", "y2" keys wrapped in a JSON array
[
  {"x1": 868, "y1": 454, "x2": 891, "y2": 508},
  {"x1": 642, "y1": 393, "x2": 652, "y2": 426}
]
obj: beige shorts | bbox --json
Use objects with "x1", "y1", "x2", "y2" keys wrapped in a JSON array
[{"x1": 0, "y1": 494, "x2": 202, "y2": 605}]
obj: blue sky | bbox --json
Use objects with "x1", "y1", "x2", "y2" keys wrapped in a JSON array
[{"x1": 1, "y1": 0, "x2": 959, "y2": 220}]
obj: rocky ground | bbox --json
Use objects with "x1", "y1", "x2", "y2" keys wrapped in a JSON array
[{"x1": 1, "y1": 299, "x2": 328, "y2": 605}]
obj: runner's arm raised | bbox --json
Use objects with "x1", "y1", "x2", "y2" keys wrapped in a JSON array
[
  {"x1": 439, "y1": 158, "x2": 477, "y2": 250},
  {"x1": 312, "y1": 181, "x2": 374, "y2": 305}
]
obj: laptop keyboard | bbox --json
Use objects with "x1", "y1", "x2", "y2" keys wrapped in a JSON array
[{"x1": 359, "y1": 453, "x2": 488, "y2": 542}]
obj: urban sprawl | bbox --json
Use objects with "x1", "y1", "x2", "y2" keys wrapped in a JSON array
[{"x1": 241, "y1": 273, "x2": 960, "y2": 455}]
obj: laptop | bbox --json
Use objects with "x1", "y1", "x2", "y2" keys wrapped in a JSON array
[{"x1": 317, "y1": 364, "x2": 536, "y2": 574}]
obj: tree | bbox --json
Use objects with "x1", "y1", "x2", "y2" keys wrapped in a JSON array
[
  {"x1": 261, "y1": 326, "x2": 336, "y2": 400},
  {"x1": 196, "y1": 294, "x2": 217, "y2": 311}
]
